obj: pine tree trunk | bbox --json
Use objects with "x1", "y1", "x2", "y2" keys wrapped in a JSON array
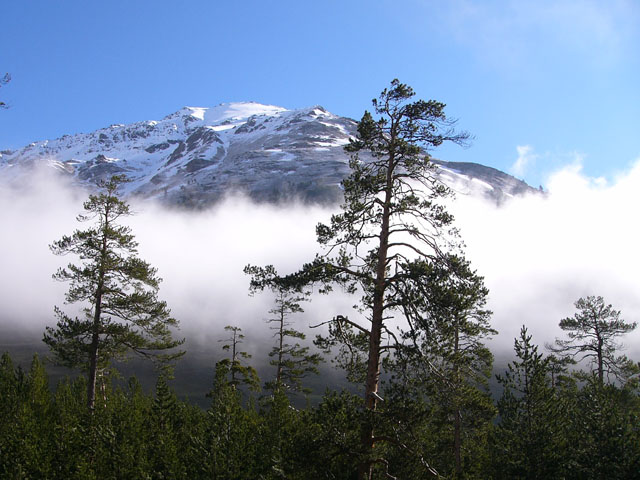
[
  {"x1": 597, "y1": 337, "x2": 604, "y2": 384},
  {"x1": 231, "y1": 332, "x2": 237, "y2": 385},
  {"x1": 358, "y1": 152, "x2": 394, "y2": 480},
  {"x1": 276, "y1": 306, "x2": 284, "y2": 389},
  {"x1": 87, "y1": 330, "x2": 99, "y2": 412},
  {"x1": 87, "y1": 271, "x2": 105, "y2": 412},
  {"x1": 358, "y1": 259, "x2": 385, "y2": 480},
  {"x1": 87, "y1": 281, "x2": 104, "y2": 412},
  {"x1": 88, "y1": 204, "x2": 109, "y2": 412}
]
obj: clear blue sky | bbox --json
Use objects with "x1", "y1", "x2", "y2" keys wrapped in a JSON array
[{"x1": 1, "y1": 0, "x2": 639, "y2": 188}]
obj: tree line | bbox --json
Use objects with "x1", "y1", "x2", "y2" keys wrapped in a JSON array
[
  {"x1": 1, "y1": 313, "x2": 638, "y2": 479},
  {"x1": 1, "y1": 80, "x2": 639, "y2": 479}
]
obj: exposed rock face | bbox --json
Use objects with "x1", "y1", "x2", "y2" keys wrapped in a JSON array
[{"x1": 0, "y1": 102, "x2": 537, "y2": 207}]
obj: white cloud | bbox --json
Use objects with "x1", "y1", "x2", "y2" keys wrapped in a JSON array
[
  {"x1": 450, "y1": 158, "x2": 640, "y2": 359},
  {"x1": 2, "y1": 163, "x2": 640, "y2": 368},
  {"x1": 0, "y1": 171, "x2": 350, "y2": 360}
]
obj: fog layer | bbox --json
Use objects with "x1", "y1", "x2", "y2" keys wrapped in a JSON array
[{"x1": 1, "y1": 162, "x2": 639, "y2": 362}]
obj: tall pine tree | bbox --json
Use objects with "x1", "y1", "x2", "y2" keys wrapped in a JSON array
[
  {"x1": 294, "y1": 79, "x2": 470, "y2": 479},
  {"x1": 44, "y1": 175, "x2": 183, "y2": 412}
]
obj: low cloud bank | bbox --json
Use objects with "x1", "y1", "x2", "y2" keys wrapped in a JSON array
[
  {"x1": 451, "y1": 160, "x2": 640, "y2": 358},
  {"x1": 1, "y1": 162, "x2": 639, "y2": 365}
]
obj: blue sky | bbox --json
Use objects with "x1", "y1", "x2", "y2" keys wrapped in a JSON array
[{"x1": 1, "y1": 0, "x2": 639, "y2": 188}]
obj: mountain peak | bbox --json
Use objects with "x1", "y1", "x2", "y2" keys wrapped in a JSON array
[
  {"x1": 0, "y1": 102, "x2": 537, "y2": 207},
  {"x1": 203, "y1": 102, "x2": 287, "y2": 125},
  {"x1": 166, "y1": 103, "x2": 288, "y2": 127}
]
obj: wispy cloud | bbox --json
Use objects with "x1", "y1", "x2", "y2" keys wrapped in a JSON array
[
  {"x1": 435, "y1": 0, "x2": 639, "y2": 69},
  {"x1": 511, "y1": 145, "x2": 538, "y2": 178}
]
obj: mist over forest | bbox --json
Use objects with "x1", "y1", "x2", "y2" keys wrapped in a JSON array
[{"x1": 2, "y1": 161, "x2": 639, "y2": 365}]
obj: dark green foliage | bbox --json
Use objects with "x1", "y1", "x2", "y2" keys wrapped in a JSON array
[
  {"x1": 545, "y1": 353, "x2": 576, "y2": 389},
  {"x1": 149, "y1": 376, "x2": 188, "y2": 478},
  {"x1": 44, "y1": 175, "x2": 183, "y2": 411},
  {"x1": 0, "y1": 363, "x2": 205, "y2": 479},
  {"x1": 0, "y1": 354, "x2": 55, "y2": 479},
  {"x1": 564, "y1": 378, "x2": 640, "y2": 480},
  {"x1": 293, "y1": 390, "x2": 364, "y2": 479},
  {"x1": 50, "y1": 375, "x2": 92, "y2": 477},
  {"x1": 382, "y1": 255, "x2": 496, "y2": 478},
  {"x1": 200, "y1": 361, "x2": 262, "y2": 479},
  {"x1": 0, "y1": 347, "x2": 638, "y2": 479},
  {"x1": 100, "y1": 378, "x2": 152, "y2": 479},
  {"x1": 491, "y1": 327, "x2": 569, "y2": 479},
  {"x1": 256, "y1": 390, "x2": 305, "y2": 479},
  {"x1": 0, "y1": 353, "x2": 21, "y2": 460}
]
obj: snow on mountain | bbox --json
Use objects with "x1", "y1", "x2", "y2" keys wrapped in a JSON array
[{"x1": 0, "y1": 103, "x2": 537, "y2": 206}]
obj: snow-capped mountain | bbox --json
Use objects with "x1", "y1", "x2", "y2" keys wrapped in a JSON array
[{"x1": 0, "y1": 102, "x2": 536, "y2": 206}]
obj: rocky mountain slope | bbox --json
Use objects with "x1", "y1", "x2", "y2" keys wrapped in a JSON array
[{"x1": 0, "y1": 102, "x2": 537, "y2": 206}]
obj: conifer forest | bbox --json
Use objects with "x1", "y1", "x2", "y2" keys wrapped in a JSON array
[{"x1": 1, "y1": 81, "x2": 639, "y2": 480}]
